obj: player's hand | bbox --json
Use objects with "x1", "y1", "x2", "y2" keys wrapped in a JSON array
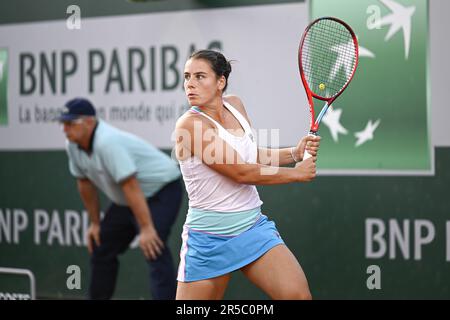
[
  {"x1": 139, "y1": 225, "x2": 164, "y2": 260},
  {"x1": 294, "y1": 135, "x2": 321, "y2": 161},
  {"x1": 87, "y1": 223, "x2": 101, "y2": 255},
  {"x1": 294, "y1": 157, "x2": 317, "y2": 182}
]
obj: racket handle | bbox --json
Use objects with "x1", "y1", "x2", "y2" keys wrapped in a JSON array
[{"x1": 302, "y1": 132, "x2": 317, "y2": 161}]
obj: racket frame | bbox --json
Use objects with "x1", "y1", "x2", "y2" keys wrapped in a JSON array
[{"x1": 298, "y1": 16, "x2": 359, "y2": 134}]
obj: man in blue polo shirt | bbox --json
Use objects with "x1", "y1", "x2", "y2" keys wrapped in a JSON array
[{"x1": 58, "y1": 98, "x2": 182, "y2": 300}]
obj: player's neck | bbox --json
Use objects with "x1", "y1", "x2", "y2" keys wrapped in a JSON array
[{"x1": 198, "y1": 97, "x2": 226, "y2": 121}]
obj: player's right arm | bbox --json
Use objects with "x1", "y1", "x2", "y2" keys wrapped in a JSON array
[
  {"x1": 174, "y1": 113, "x2": 317, "y2": 185},
  {"x1": 223, "y1": 95, "x2": 320, "y2": 167},
  {"x1": 77, "y1": 178, "x2": 101, "y2": 254}
]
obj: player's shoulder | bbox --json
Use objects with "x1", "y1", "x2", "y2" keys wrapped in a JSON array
[
  {"x1": 176, "y1": 108, "x2": 213, "y2": 132},
  {"x1": 224, "y1": 95, "x2": 245, "y2": 110},
  {"x1": 224, "y1": 95, "x2": 250, "y2": 122}
]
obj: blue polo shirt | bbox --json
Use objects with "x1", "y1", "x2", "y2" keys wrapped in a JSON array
[{"x1": 66, "y1": 120, "x2": 180, "y2": 205}]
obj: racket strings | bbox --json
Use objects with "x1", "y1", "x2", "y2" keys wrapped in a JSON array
[
  {"x1": 306, "y1": 20, "x2": 356, "y2": 70},
  {"x1": 303, "y1": 32, "x2": 355, "y2": 95},
  {"x1": 301, "y1": 19, "x2": 357, "y2": 99}
]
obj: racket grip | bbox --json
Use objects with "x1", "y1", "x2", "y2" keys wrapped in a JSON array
[{"x1": 302, "y1": 132, "x2": 317, "y2": 161}]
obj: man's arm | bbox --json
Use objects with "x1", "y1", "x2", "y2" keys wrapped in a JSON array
[
  {"x1": 77, "y1": 178, "x2": 101, "y2": 254},
  {"x1": 121, "y1": 175, "x2": 163, "y2": 260}
]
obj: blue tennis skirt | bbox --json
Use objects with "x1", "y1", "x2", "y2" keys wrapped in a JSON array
[{"x1": 177, "y1": 214, "x2": 285, "y2": 282}]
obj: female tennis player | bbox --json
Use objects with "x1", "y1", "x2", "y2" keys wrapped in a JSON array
[{"x1": 174, "y1": 50, "x2": 320, "y2": 300}]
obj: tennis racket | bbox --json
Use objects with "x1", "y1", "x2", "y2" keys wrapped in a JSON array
[{"x1": 298, "y1": 17, "x2": 359, "y2": 160}]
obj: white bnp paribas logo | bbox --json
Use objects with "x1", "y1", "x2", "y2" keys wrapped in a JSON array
[
  {"x1": 321, "y1": 0, "x2": 417, "y2": 149},
  {"x1": 322, "y1": 41, "x2": 379, "y2": 147},
  {"x1": 372, "y1": 0, "x2": 416, "y2": 60}
]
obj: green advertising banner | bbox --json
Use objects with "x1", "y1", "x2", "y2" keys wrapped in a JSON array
[
  {"x1": 311, "y1": 0, "x2": 431, "y2": 175},
  {"x1": 0, "y1": 49, "x2": 7, "y2": 125}
]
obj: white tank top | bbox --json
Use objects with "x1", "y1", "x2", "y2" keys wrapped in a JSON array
[{"x1": 179, "y1": 101, "x2": 263, "y2": 212}]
